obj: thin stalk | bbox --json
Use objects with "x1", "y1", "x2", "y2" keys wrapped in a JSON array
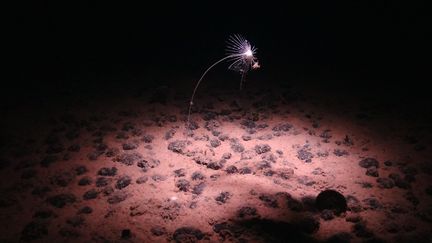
[
  {"x1": 186, "y1": 53, "x2": 242, "y2": 133},
  {"x1": 239, "y1": 72, "x2": 246, "y2": 91}
]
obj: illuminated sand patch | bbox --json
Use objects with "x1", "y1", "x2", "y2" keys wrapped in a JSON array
[{"x1": 0, "y1": 85, "x2": 431, "y2": 242}]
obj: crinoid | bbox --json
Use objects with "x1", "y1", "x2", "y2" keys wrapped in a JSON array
[{"x1": 186, "y1": 34, "x2": 260, "y2": 134}]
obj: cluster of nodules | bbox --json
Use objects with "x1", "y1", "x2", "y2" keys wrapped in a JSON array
[
  {"x1": 168, "y1": 139, "x2": 304, "y2": 185},
  {"x1": 0, "y1": 111, "x2": 182, "y2": 241},
  {"x1": 358, "y1": 158, "x2": 418, "y2": 191},
  {"x1": 164, "y1": 189, "x2": 397, "y2": 242}
]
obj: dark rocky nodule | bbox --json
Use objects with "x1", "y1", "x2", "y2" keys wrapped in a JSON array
[{"x1": 315, "y1": 190, "x2": 347, "y2": 215}]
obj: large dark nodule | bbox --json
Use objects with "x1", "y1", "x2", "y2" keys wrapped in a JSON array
[{"x1": 315, "y1": 190, "x2": 347, "y2": 214}]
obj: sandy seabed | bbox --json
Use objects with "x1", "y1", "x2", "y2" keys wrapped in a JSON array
[{"x1": 1, "y1": 82, "x2": 431, "y2": 242}]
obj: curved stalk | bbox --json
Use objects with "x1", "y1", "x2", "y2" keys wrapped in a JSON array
[{"x1": 186, "y1": 53, "x2": 242, "y2": 132}]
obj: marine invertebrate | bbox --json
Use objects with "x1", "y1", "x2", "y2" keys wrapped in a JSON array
[{"x1": 186, "y1": 34, "x2": 259, "y2": 132}]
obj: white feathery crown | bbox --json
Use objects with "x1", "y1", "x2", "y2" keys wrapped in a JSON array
[{"x1": 225, "y1": 34, "x2": 259, "y2": 73}]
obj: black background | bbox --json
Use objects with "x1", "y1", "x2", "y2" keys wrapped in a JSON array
[{"x1": 7, "y1": 1, "x2": 431, "y2": 100}]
